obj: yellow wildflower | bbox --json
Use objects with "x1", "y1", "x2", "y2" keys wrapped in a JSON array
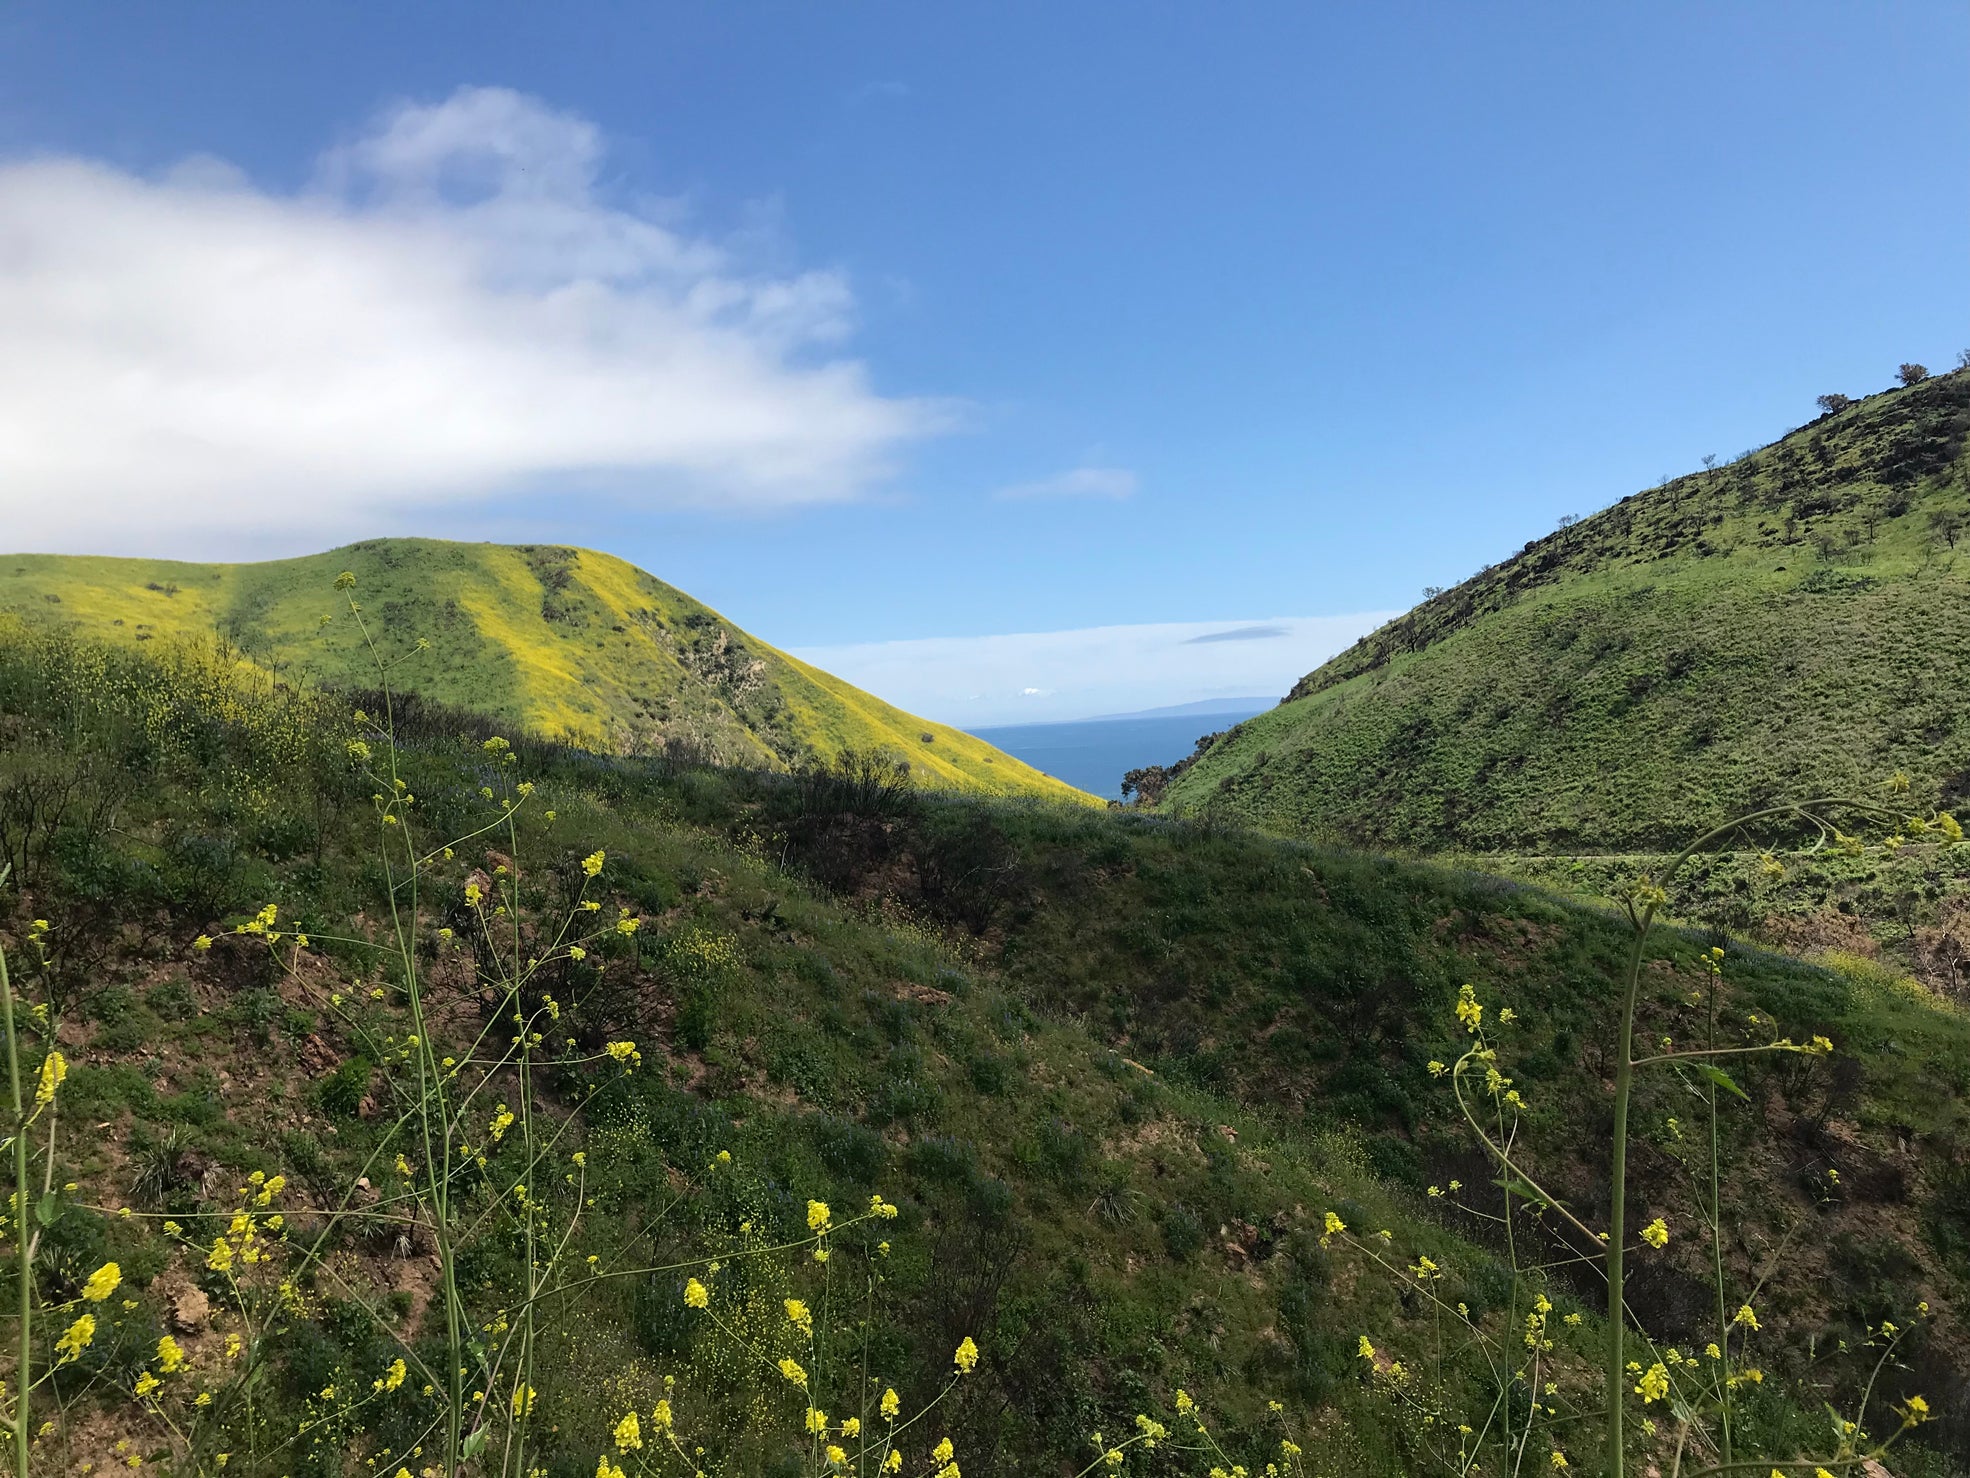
[
  {"x1": 157, "y1": 1335, "x2": 187, "y2": 1372},
  {"x1": 35, "y1": 1051, "x2": 66, "y2": 1107},
  {"x1": 954, "y1": 1336, "x2": 980, "y2": 1374},
  {"x1": 614, "y1": 1412, "x2": 642, "y2": 1451},
  {"x1": 82, "y1": 1262, "x2": 121, "y2": 1302},
  {"x1": 55, "y1": 1314, "x2": 95, "y2": 1360},
  {"x1": 1641, "y1": 1218, "x2": 1669, "y2": 1249},
  {"x1": 683, "y1": 1279, "x2": 709, "y2": 1308}
]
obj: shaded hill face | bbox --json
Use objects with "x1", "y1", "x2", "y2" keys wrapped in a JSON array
[
  {"x1": 0, "y1": 537, "x2": 1089, "y2": 803},
  {"x1": 1164, "y1": 371, "x2": 1970, "y2": 851}
]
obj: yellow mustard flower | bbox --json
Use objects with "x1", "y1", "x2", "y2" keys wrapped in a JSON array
[
  {"x1": 614, "y1": 1411, "x2": 642, "y2": 1451},
  {"x1": 55, "y1": 1314, "x2": 95, "y2": 1360},
  {"x1": 35, "y1": 1051, "x2": 67, "y2": 1107}
]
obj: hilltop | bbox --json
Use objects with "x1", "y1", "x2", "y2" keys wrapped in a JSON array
[
  {"x1": 1161, "y1": 369, "x2": 1970, "y2": 853},
  {"x1": 0, "y1": 537, "x2": 1090, "y2": 804}
]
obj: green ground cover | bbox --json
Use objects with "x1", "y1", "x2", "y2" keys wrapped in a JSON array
[
  {"x1": 0, "y1": 539, "x2": 1090, "y2": 805},
  {"x1": 0, "y1": 618, "x2": 1964, "y2": 1474},
  {"x1": 1162, "y1": 371, "x2": 1970, "y2": 855}
]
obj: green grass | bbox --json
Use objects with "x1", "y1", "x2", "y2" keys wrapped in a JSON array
[
  {"x1": 0, "y1": 537, "x2": 1095, "y2": 806},
  {"x1": 1162, "y1": 370, "x2": 1970, "y2": 852},
  {"x1": 7, "y1": 623, "x2": 1968, "y2": 1473}
]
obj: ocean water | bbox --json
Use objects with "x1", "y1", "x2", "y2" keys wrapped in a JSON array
[{"x1": 968, "y1": 711, "x2": 1262, "y2": 800}]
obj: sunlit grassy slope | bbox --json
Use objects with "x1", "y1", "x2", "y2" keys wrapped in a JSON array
[
  {"x1": 1165, "y1": 369, "x2": 1970, "y2": 850},
  {"x1": 0, "y1": 537, "x2": 1092, "y2": 804}
]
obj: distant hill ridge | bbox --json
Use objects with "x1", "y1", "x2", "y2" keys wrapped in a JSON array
[
  {"x1": 1162, "y1": 368, "x2": 1970, "y2": 850},
  {"x1": 0, "y1": 537, "x2": 1092, "y2": 804}
]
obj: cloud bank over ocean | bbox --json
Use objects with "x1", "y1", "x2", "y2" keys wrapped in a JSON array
[{"x1": 792, "y1": 611, "x2": 1394, "y2": 725}]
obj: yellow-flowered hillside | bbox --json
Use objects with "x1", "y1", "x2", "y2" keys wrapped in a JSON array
[{"x1": 0, "y1": 537, "x2": 1092, "y2": 804}]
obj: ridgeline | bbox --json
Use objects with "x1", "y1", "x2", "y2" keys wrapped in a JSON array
[
  {"x1": 0, "y1": 537, "x2": 1091, "y2": 804},
  {"x1": 1161, "y1": 370, "x2": 1970, "y2": 853}
]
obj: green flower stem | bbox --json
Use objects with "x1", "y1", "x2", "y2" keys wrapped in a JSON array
[
  {"x1": 1604, "y1": 796, "x2": 1902, "y2": 1477},
  {"x1": 0, "y1": 939, "x2": 26, "y2": 1478},
  {"x1": 1606, "y1": 909, "x2": 1651, "y2": 1477}
]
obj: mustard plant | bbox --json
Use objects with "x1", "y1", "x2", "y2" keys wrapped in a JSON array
[{"x1": 1330, "y1": 791, "x2": 1954, "y2": 1476}]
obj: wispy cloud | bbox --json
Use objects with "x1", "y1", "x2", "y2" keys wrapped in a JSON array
[
  {"x1": 0, "y1": 86, "x2": 946, "y2": 556},
  {"x1": 991, "y1": 466, "x2": 1138, "y2": 501},
  {"x1": 1183, "y1": 624, "x2": 1289, "y2": 644},
  {"x1": 792, "y1": 612, "x2": 1396, "y2": 725}
]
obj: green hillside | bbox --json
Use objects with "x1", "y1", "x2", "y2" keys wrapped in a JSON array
[
  {"x1": 0, "y1": 537, "x2": 1091, "y2": 805},
  {"x1": 2, "y1": 623, "x2": 1966, "y2": 1475},
  {"x1": 1161, "y1": 369, "x2": 1970, "y2": 853}
]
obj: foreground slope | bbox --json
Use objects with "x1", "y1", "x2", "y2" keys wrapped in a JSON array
[
  {"x1": 1164, "y1": 370, "x2": 1970, "y2": 851},
  {"x1": 0, "y1": 537, "x2": 1089, "y2": 803},
  {"x1": 5, "y1": 625, "x2": 1968, "y2": 1472}
]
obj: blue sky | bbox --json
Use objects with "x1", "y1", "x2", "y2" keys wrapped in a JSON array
[{"x1": 0, "y1": 3, "x2": 1964, "y2": 721}]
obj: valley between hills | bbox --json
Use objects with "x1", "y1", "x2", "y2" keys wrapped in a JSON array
[{"x1": 0, "y1": 372, "x2": 1965, "y2": 1478}]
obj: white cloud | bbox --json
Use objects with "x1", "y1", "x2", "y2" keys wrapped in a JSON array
[
  {"x1": 792, "y1": 612, "x2": 1397, "y2": 726},
  {"x1": 0, "y1": 87, "x2": 945, "y2": 555},
  {"x1": 991, "y1": 466, "x2": 1138, "y2": 500}
]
